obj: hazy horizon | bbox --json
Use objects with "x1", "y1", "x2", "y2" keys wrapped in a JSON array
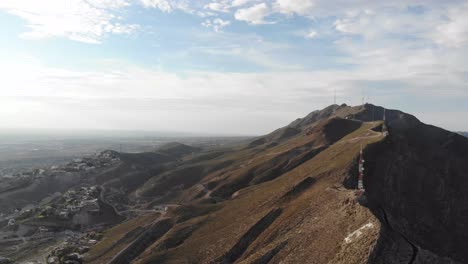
[
  {"x1": 0, "y1": 127, "x2": 255, "y2": 139},
  {"x1": 0, "y1": 103, "x2": 466, "y2": 136}
]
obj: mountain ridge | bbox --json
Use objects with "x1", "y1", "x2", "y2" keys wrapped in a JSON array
[
  {"x1": 83, "y1": 104, "x2": 468, "y2": 264},
  {"x1": 3, "y1": 104, "x2": 465, "y2": 264}
]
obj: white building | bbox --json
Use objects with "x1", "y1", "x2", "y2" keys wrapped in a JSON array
[{"x1": 7, "y1": 219, "x2": 15, "y2": 226}]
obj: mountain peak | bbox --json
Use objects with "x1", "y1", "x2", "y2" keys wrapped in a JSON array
[{"x1": 249, "y1": 104, "x2": 421, "y2": 149}]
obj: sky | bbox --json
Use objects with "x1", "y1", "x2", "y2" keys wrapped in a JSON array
[{"x1": 0, "y1": 0, "x2": 467, "y2": 135}]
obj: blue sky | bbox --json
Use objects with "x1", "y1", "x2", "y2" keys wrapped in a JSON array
[{"x1": 0, "y1": 0, "x2": 467, "y2": 135}]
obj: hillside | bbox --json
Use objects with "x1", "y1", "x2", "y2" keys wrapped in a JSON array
[{"x1": 73, "y1": 104, "x2": 468, "y2": 263}]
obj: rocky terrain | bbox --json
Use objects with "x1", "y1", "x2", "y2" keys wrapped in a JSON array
[{"x1": 1, "y1": 104, "x2": 467, "y2": 264}]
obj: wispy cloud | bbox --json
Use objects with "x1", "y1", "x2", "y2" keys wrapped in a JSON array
[
  {"x1": 234, "y1": 3, "x2": 272, "y2": 24},
  {"x1": 432, "y1": 3, "x2": 468, "y2": 48},
  {"x1": 202, "y1": 18, "x2": 231, "y2": 32},
  {"x1": 2, "y1": 49, "x2": 467, "y2": 133},
  {"x1": 0, "y1": 0, "x2": 139, "y2": 44},
  {"x1": 274, "y1": 0, "x2": 315, "y2": 16},
  {"x1": 304, "y1": 30, "x2": 317, "y2": 39}
]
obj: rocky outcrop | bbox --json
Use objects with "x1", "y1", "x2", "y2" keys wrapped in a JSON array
[{"x1": 361, "y1": 110, "x2": 468, "y2": 263}]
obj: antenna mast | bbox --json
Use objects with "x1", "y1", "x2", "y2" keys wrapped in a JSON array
[
  {"x1": 358, "y1": 145, "x2": 365, "y2": 191},
  {"x1": 382, "y1": 108, "x2": 389, "y2": 136}
]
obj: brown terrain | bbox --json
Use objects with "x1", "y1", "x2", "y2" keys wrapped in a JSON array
[{"x1": 84, "y1": 104, "x2": 468, "y2": 264}]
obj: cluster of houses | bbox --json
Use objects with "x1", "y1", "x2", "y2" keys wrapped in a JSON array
[
  {"x1": 47, "y1": 230, "x2": 103, "y2": 264},
  {"x1": 0, "y1": 151, "x2": 122, "y2": 263},
  {"x1": 59, "y1": 151, "x2": 120, "y2": 174},
  {"x1": 1, "y1": 150, "x2": 120, "y2": 181},
  {"x1": 0, "y1": 150, "x2": 120, "y2": 225},
  {"x1": 39, "y1": 186, "x2": 101, "y2": 221}
]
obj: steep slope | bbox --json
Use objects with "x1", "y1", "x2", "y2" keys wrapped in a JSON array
[
  {"x1": 206, "y1": 117, "x2": 362, "y2": 200},
  {"x1": 363, "y1": 115, "x2": 468, "y2": 263},
  {"x1": 131, "y1": 121, "x2": 383, "y2": 264},
  {"x1": 85, "y1": 104, "x2": 468, "y2": 264},
  {"x1": 87, "y1": 117, "x2": 385, "y2": 264}
]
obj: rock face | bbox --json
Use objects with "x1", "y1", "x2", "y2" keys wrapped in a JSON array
[{"x1": 362, "y1": 106, "x2": 468, "y2": 263}]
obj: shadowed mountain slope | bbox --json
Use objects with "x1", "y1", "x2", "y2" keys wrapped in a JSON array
[{"x1": 156, "y1": 142, "x2": 202, "y2": 159}]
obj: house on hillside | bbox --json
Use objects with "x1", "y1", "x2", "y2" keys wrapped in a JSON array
[{"x1": 7, "y1": 219, "x2": 15, "y2": 226}]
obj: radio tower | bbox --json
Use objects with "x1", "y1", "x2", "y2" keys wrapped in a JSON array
[
  {"x1": 358, "y1": 145, "x2": 365, "y2": 192},
  {"x1": 382, "y1": 108, "x2": 389, "y2": 136}
]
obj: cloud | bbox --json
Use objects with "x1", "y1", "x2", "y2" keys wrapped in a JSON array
[
  {"x1": 2, "y1": 43, "x2": 467, "y2": 134},
  {"x1": 0, "y1": 0, "x2": 138, "y2": 44},
  {"x1": 274, "y1": 0, "x2": 315, "y2": 16},
  {"x1": 305, "y1": 30, "x2": 317, "y2": 39},
  {"x1": 202, "y1": 18, "x2": 231, "y2": 32},
  {"x1": 334, "y1": 9, "x2": 381, "y2": 36},
  {"x1": 140, "y1": 0, "x2": 173, "y2": 12},
  {"x1": 204, "y1": 1, "x2": 231, "y2": 13},
  {"x1": 433, "y1": 4, "x2": 468, "y2": 48},
  {"x1": 183, "y1": 31, "x2": 302, "y2": 70},
  {"x1": 235, "y1": 3, "x2": 271, "y2": 24},
  {"x1": 140, "y1": 0, "x2": 196, "y2": 14},
  {"x1": 0, "y1": 60, "x2": 318, "y2": 134},
  {"x1": 203, "y1": 0, "x2": 257, "y2": 13},
  {"x1": 232, "y1": 0, "x2": 255, "y2": 7}
]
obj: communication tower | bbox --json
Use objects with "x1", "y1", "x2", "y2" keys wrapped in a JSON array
[
  {"x1": 382, "y1": 108, "x2": 389, "y2": 136},
  {"x1": 358, "y1": 145, "x2": 365, "y2": 191}
]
